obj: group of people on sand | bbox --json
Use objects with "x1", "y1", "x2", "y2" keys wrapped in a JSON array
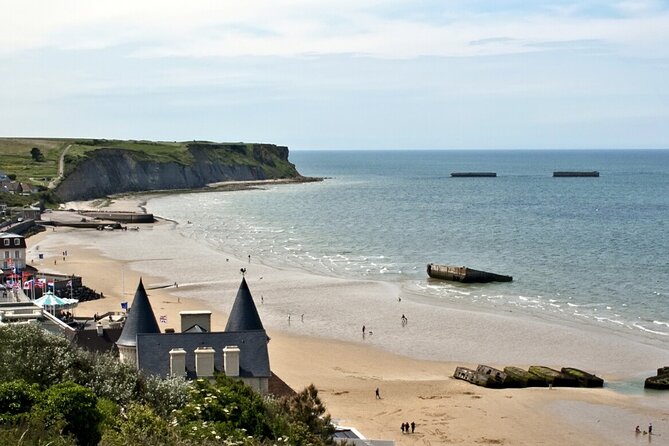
[
  {"x1": 401, "y1": 421, "x2": 416, "y2": 434},
  {"x1": 635, "y1": 423, "x2": 653, "y2": 435}
]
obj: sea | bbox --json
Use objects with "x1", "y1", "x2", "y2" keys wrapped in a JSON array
[{"x1": 146, "y1": 150, "x2": 669, "y2": 343}]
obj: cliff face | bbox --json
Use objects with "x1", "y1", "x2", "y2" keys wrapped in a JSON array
[{"x1": 54, "y1": 143, "x2": 300, "y2": 201}]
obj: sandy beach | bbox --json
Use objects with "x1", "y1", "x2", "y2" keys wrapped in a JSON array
[{"x1": 27, "y1": 195, "x2": 669, "y2": 445}]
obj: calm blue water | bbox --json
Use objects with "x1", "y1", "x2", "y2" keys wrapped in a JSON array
[{"x1": 148, "y1": 150, "x2": 669, "y2": 340}]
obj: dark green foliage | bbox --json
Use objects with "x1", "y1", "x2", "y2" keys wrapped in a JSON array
[
  {"x1": 0, "y1": 380, "x2": 40, "y2": 422},
  {"x1": 279, "y1": 384, "x2": 335, "y2": 444},
  {"x1": 0, "y1": 326, "x2": 189, "y2": 411},
  {"x1": 0, "y1": 412, "x2": 76, "y2": 446},
  {"x1": 39, "y1": 381, "x2": 103, "y2": 446},
  {"x1": 0, "y1": 325, "x2": 335, "y2": 446},
  {"x1": 0, "y1": 191, "x2": 34, "y2": 207},
  {"x1": 176, "y1": 376, "x2": 272, "y2": 442},
  {"x1": 31, "y1": 147, "x2": 46, "y2": 162},
  {"x1": 100, "y1": 404, "x2": 181, "y2": 446}
]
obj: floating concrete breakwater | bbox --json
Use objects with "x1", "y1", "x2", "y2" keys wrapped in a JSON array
[
  {"x1": 447, "y1": 171, "x2": 601, "y2": 177},
  {"x1": 454, "y1": 364, "x2": 604, "y2": 389},
  {"x1": 450, "y1": 172, "x2": 497, "y2": 177},
  {"x1": 553, "y1": 171, "x2": 600, "y2": 177}
]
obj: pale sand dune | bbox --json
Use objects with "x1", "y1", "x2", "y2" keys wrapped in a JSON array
[{"x1": 25, "y1": 197, "x2": 669, "y2": 445}]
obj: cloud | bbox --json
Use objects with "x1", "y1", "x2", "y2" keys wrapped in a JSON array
[{"x1": 3, "y1": 0, "x2": 669, "y2": 59}]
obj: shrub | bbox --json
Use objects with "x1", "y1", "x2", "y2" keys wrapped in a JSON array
[
  {"x1": 0, "y1": 380, "x2": 40, "y2": 422},
  {"x1": 78, "y1": 352, "x2": 141, "y2": 405},
  {"x1": 0, "y1": 412, "x2": 76, "y2": 446},
  {"x1": 139, "y1": 374, "x2": 190, "y2": 417},
  {"x1": 0, "y1": 325, "x2": 77, "y2": 388},
  {"x1": 38, "y1": 381, "x2": 102, "y2": 446},
  {"x1": 100, "y1": 403, "x2": 181, "y2": 446}
]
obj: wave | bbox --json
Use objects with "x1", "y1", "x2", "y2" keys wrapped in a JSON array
[{"x1": 633, "y1": 323, "x2": 669, "y2": 336}]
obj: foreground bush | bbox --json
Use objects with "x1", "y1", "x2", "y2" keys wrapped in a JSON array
[{"x1": 0, "y1": 324, "x2": 335, "y2": 445}]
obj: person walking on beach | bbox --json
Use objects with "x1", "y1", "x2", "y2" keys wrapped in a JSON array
[
  {"x1": 411, "y1": 421, "x2": 416, "y2": 433},
  {"x1": 248, "y1": 254, "x2": 251, "y2": 263},
  {"x1": 362, "y1": 325, "x2": 366, "y2": 335},
  {"x1": 375, "y1": 387, "x2": 380, "y2": 399},
  {"x1": 649, "y1": 423, "x2": 652, "y2": 435}
]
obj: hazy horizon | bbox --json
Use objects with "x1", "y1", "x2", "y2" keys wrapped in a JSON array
[{"x1": 2, "y1": 1, "x2": 668, "y2": 150}]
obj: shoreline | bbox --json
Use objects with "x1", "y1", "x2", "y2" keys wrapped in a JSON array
[{"x1": 26, "y1": 192, "x2": 669, "y2": 445}]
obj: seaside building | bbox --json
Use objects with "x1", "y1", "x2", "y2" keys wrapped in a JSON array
[
  {"x1": 0, "y1": 232, "x2": 26, "y2": 270},
  {"x1": 117, "y1": 277, "x2": 272, "y2": 394}
]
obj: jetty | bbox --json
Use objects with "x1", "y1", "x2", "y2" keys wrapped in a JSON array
[
  {"x1": 451, "y1": 172, "x2": 496, "y2": 177},
  {"x1": 427, "y1": 264, "x2": 512, "y2": 283},
  {"x1": 553, "y1": 171, "x2": 599, "y2": 177}
]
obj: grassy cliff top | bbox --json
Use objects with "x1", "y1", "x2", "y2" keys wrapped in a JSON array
[{"x1": 0, "y1": 138, "x2": 288, "y2": 186}]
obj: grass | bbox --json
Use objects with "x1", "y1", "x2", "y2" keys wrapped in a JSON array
[{"x1": 0, "y1": 138, "x2": 70, "y2": 185}]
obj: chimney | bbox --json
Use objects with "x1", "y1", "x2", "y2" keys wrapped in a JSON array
[
  {"x1": 194, "y1": 347, "x2": 215, "y2": 378},
  {"x1": 169, "y1": 348, "x2": 187, "y2": 377},
  {"x1": 223, "y1": 345, "x2": 240, "y2": 377},
  {"x1": 180, "y1": 311, "x2": 212, "y2": 332},
  {"x1": 96, "y1": 323, "x2": 104, "y2": 337}
]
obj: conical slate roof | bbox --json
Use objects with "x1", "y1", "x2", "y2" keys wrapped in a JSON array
[
  {"x1": 117, "y1": 278, "x2": 161, "y2": 347},
  {"x1": 225, "y1": 277, "x2": 264, "y2": 332}
]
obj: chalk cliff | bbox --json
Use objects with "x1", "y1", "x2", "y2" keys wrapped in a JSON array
[{"x1": 54, "y1": 143, "x2": 303, "y2": 201}]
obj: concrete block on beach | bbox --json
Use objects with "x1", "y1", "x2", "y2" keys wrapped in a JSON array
[
  {"x1": 645, "y1": 366, "x2": 669, "y2": 390},
  {"x1": 528, "y1": 366, "x2": 579, "y2": 387},
  {"x1": 561, "y1": 367, "x2": 604, "y2": 388},
  {"x1": 503, "y1": 366, "x2": 547, "y2": 388}
]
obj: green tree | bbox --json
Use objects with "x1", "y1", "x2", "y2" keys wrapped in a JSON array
[
  {"x1": 279, "y1": 384, "x2": 335, "y2": 444},
  {"x1": 30, "y1": 147, "x2": 45, "y2": 162},
  {"x1": 38, "y1": 381, "x2": 102, "y2": 446}
]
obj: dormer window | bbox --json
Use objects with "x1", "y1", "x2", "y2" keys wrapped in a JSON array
[
  {"x1": 3, "y1": 239, "x2": 8, "y2": 246},
  {"x1": 14, "y1": 238, "x2": 20, "y2": 246}
]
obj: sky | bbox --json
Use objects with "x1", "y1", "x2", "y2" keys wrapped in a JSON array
[{"x1": 2, "y1": 0, "x2": 669, "y2": 150}]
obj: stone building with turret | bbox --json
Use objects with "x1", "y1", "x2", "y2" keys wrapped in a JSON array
[{"x1": 116, "y1": 277, "x2": 272, "y2": 394}]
